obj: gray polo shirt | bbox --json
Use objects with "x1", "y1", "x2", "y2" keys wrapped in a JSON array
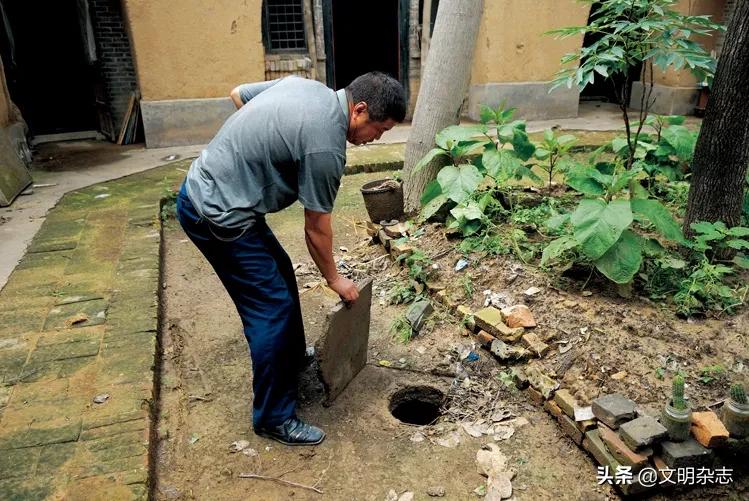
[{"x1": 185, "y1": 76, "x2": 349, "y2": 229}]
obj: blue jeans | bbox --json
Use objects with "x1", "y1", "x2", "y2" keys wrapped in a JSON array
[{"x1": 176, "y1": 184, "x2": 305, "y2": 427}]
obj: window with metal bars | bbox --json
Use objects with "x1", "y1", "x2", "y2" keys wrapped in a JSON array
[{"x1": 262, "y1": 0, "x2": 307, "y2": 52}]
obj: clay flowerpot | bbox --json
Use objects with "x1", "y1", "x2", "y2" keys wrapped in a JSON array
[
  {"x1": 360, "y1": 179, "x2": 404, "y2": 224},
  {"x1": 662, "y1": 402, "x2": 692, "y2": 442},
  {"x1": 722, "y1": 398, "x2": 749, "y2": 439}
]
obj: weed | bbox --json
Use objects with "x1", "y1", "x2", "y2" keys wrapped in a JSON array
[
  {"x1": 461, "y1": 274, "x2": 474, "y2": 299},
  {"x1": 160, "y1": 181, "x2": 178, "y2": 222},
  {"x1": 497, "y1": 370, "x2": 515, "y2": 388},
  {"x1": 390, "y1": 315, "x2": 413, "y2": 344},
  {"x1": 698, "y1": 365, "x2": 725, "y2": 385},
  {"x1": 389, "y1": 281, "x2": 418, "y2": 305}
]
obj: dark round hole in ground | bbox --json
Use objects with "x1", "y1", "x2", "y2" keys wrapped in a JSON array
[{"x1": 389, "y1": 386, "x2": 444, "y2": 425}]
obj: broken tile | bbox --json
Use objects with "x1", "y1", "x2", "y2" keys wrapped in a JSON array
[{"x1": 691, "y1": 411, "x2": 729, "y2": 448}]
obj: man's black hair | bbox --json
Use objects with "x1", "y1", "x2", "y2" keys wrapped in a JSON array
[{"x1": 346, "y1": 72, "x2": 406, "y2": 123}]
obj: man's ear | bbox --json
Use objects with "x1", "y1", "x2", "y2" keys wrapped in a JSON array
[{"x1": 353, "y1": 101, "x2": 368, "y2": 118}]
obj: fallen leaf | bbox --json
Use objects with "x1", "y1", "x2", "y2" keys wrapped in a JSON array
[
  {"x1": 229, "y1": 440, "x2": 250, "y2": 453},
  {"x1": 611, "y1": 371, "x2": 627, "y2": 380},
  {"x1": 462, "y1": 422, "x2": 484, "y2": 438},
  {"x1": 492, "y1": 425, "x2": 515, "y2": 441}
]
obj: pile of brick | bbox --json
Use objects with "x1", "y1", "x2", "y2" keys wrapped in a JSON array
[
  {"x1": 516, "y1": 367, "x2": 742, "y2": 497},
  {"x1": 367, "y1": 222, "x2": 745, "y2": 496},
  {"x1": 367, "y1": 222, "x2": 548, "y2": 364}
]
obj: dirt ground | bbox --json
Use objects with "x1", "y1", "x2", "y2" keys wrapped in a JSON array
[{"x1": 154, "y1": 171, "x2": 747, "y2": 500}]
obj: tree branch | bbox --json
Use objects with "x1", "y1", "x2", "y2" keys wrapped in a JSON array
[{"x1": 239, "y1": 473, "x2": 324, "y2": 494}]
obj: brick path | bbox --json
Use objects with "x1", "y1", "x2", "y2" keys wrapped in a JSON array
[
  {"x1": 0, "y1": 147, "x2": 400, "y2": 499},
  {"x1": 0, "y1": 163, "x2": 184, "y2": 500}
]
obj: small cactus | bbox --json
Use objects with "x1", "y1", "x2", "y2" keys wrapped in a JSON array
[
  {"x1": 672, "y1": 375, "x2": 687, "y2": 410},
  {"x1": 730, "y1": 384, "x2": 747, "y2": 405}
]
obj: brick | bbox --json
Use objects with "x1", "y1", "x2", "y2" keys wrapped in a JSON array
[
  {"x1": 652, "y1": 455, "x2": 677, "y2": 487},
  {"x1": 619, "y1": 415, "x2": 668, "y2": 450},
  {"x1": 554, "y1": 389, "x2": 577, "y2": 418},
  {"x1": 500, "y1": 305, "x2": 537, "y2": 328},
  {"x1": 476, "y1": 330, "x2": 495, "y2": 347},
  {"x1": 576, "y1": 419, "x2": 597, "y2": 432},
  {"x1": 377, "y1": 229, "x2": 392, "y2": 249},
  {"x1": 583, "y1": 429, "x2": 621, "y2": 469},
  {"x1": 598, "y1": 423, "x2": 652, "y2": 470},
  {"x1": 389, "y1": 242, "x2": 413, "y2": 259},
  {"x1": 474, "y1": 307, "x2": 524, "y2": 341},
  {"x1": 558, "y1": 414, "x2": 584, "y2": 445},
  {"x1": 592, "y1": 393, "x2": 636, "y2": 429},
  {"x1": 521, "y1": 332, "x2": 549, "y2": 357},
  {"x1": 544, "y1": 399, "x2": 564, "y2": 419},
  {"x1": 456, "y1": 305, "x2": 475, "y2": 331},
  {"x1": 489, "y1": 339, "x2": 530, "y2": 362},
  {"x1": 0, "y1": 421, "x2": 82, "y2": 449},
  {"x1": 660, "y1": 439, "x2": 713, "y2": 469},
  {"x1": 525, "y1": 366, "x2": 559, "y2": 399},
  {"x1": 527, "y1": 387, "x2": 545, "y2": 406},
  {"x1": 691, "y1": 411, "x2": 729, "y2": 448},
  {"x1": 511, "y1": 368, "x2": 529, "y2": 389}
]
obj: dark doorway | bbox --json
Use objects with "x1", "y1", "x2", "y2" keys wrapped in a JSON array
[
  {"x1": 0, "y1": 0, "x2": 98, "y2": 135},
  {"x1": 329, "y1": 0, "x2": 402, "y2": 89},
  {"x1": 579, "y1": 3, "x2": 642, "y2": 103}
]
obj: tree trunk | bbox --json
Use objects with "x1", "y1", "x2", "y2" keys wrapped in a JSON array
[
  {"x1": 683, "y1": 1, "x2": 749, "y2": 236},
  {"x1": 402, "y1": 0, "x2": 484, "y2": 213}
]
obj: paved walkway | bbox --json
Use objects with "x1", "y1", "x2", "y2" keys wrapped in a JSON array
[
  {"x1": 0, "y1": 101, "x2": 632, "y2": 499},
  {"x1": 0, "y1": 162, "x2": 192, "y2": 499}
]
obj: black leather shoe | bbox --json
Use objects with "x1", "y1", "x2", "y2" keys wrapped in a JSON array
[{"x1": 254, "y1": 417, "x2": 325, "y2": 446}]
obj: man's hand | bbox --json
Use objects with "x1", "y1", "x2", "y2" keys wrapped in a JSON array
[
  {"x1": 327, "y1": 276, "x2": 359, "y2": 303},
  {"x1": 304, "y1": 209, "x2": 359, "y2": 304}
]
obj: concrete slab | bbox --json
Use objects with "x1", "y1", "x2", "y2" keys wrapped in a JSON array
[{"x1": 315, "y1": 278, "x2": 373, "y2": 405}]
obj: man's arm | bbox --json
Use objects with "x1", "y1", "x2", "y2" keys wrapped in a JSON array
[
  {"x1": 229, "y1": 79, "x2": 281, "y2": 109},
  {"x1": 229, "y1": 87, "x2": 245, "y2": 109},
  {"x1": 304, "y1": 209, "x2": 359, "y2": 303}
]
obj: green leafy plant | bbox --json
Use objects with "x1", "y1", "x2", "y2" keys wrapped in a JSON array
[
  {"x1": 160, "y1": 182, "x2": 179, "y2": 222},
  {"x1": 548, "y1": 0, "x2": 722, "y2": 169},
  {"x1": 541, "y1": 162, "x2": 684, "y2": 284},
  {"x1": 730, "y1": 384, "x2": 748, "y2": 405},
  {"x1": 610, "y1": 115, "x2": 698, "y2": 182},
  {"x1": 698, "y1": 365, "x2": 725, "y2": 385},
  {"x1": 389, "y1": 281, "x2": 418, "y2": 305},
  {"x1": 416, "y1": 105, "x2": 540, "y2": 236},
  {"x1": 532, "y1": 129, "x2": 577, "y2": 187},
  {"x1": 461, "y1": 274, "x2": 474, "y2": 299},
  {"x1": 672, "y1": 375, "x2": 686, "y2": 410},
  {"x1": 389, "y1": 250, "x2": 435, "y2": 305},
  {"x1": 390, "y1": 315, "x2": 413, "y2": 344}
]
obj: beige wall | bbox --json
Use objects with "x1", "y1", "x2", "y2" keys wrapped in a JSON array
[
  {"x1": 654, "y1": 0, "x2": 726, "y2": 87},
  {"x1": 471, "y1": 0, "x2": 590, "y2": 84},
  {"x1": 123, "y1": 0, "x2": 265, "y2": 101}
]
